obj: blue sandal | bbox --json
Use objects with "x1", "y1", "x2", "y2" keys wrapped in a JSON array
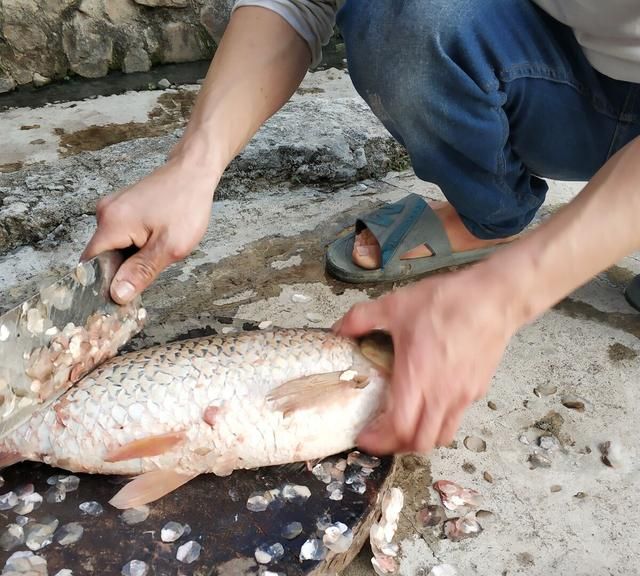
[
  {"x1": 325, "y1": 194, "x2": 503, "y2": 284},
  {"x1": 625, "y1": 275, "x2": 640, "y2": 312}
]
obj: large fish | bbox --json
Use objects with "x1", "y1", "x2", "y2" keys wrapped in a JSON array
[{"x1": 0, "y1": 329, "x2": 392, "y2": 509}]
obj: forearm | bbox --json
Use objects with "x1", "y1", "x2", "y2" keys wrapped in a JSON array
[
  {"x1": 175, "y1": 6, "x2": 311, "y2": 178},
  {"x1": 484, "y1": 136, "x2": 640, "y2": 328}
]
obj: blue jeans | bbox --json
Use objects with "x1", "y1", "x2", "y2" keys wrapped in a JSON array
[{"x1": 337, "y1": 0, "x2": 640, "y2": 239}]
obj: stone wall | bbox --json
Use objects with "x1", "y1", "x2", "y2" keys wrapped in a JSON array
[{"x1": 0, "y1": 0, "x2": 234, "y2": 93}]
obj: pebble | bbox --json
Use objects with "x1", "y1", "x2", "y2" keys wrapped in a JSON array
[
  {"x1": 533, "y1": 383, "x2": 558, "y2": 397},
  {"x1": 0, "y1": 524, "x2": 24, "y2": 552},
  {"x1": 600, "y1": 440, "x2": 626, "y2": 468},
  {"x1": 483, "y1": 471, "x2": 494, "y2": 483},
  {"x1": 519, "y1": 434, "x2": 530, "y2": 445},
  {"x1": 528, "y1": 452, "x2": 552, "y2": 469},
  {"x1": 574, "y1": 492, "x2": 587, "y2": 499},
  {"x1": 55, "y1": 522, "x2": 84, "y2": 546},
  {"x1": 562, "y1": 396, "x2": 586, "y2": 412},
  {"x1": 550, "y1": 485, "x2": 562, "y2": 493},
  {"x1": 305, "y1": 312, "x2": 323, "y2": 323},
  {"x1": 120, "y1": 506, "x2": 150, "y2": 526},
  {"x1": 463, "y1": 436, "x2": 487, "y2": 453},
  {"x1": 258, "y1": 320, "x2": 273, "y2": 330},
  {"x1": 539, "y1": 435, "x2": 560, "y2": 452},
  {"x1": 121, "y1": 559, "x2": 149, "y2": 576},
  {"x1": 161, "y1": 521, "x2": 186, "y2": 543},
  {"x1": 176, "y1": 540, "x2": 202, "y2": 564},
  {"x1": 416, "y1": 505, "x2": 446, "y2": 528},
  {"x1": 300, "y1": 538, "x2": 327, "y2": 561},
  {"x1": 291, "y1": 293, "x2": 312, "y2": 303},
  {"x1": 157, "y1": 78, "x2": 171, "y2": 89},
  {"x1": 487, "y1": 401, "x2": 497, "y2": 410},
  {"x1": 282, "y1": 521, "x2": 303, "y2": 540},
  {"x1": 79, "y1": 501, "x2": 103, "y2": 516}
]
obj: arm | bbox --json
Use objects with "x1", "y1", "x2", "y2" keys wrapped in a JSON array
[
  {"x1": 336, "y1": 136, "x2": 640, "y2": 454},
  {"x1": 83, "y1": 6, "x2": 312, "y2": 304}
]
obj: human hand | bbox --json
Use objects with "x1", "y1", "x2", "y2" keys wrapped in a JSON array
[
  {"x1": 82, "y1": 154, "x2": 218, "y2": 304},
  {"x1": 334, "y1": 267, "x2": 518, "y2": 455}
]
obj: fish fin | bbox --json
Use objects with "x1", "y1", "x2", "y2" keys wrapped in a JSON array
[
  {"x1": 104, "y1": 431, "x2": 187, "y2": 463},
  {"x1": 277, "y1": 461, "x2": 308, "y2": 475},
  {"x1": 359, "y1": 331, "x2": 394, "y2": 375},
  {"x1": 267, "y1": 371, "x2": 364, "y2": 415},
  {"x1": 109, "y1": 469, "x2": 197, "y2": 509},
  {"x1": 0, "y1": 452, "x2": 22, "y2": 469}
]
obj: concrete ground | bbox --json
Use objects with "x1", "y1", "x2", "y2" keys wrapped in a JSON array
[{"x1": 1, "y1": 69, "x2": 639, "y2": 576}]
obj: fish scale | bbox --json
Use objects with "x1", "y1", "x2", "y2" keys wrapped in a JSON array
[{"x1": 0, "y1": 329, "x2": 389, "y2": 508}]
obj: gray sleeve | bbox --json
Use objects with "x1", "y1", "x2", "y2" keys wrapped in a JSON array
[{"x1": 232, "y1": 0, "x2": 341, "y2": 67}]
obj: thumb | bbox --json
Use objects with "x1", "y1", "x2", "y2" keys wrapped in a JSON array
[
  {"x1": 333, "y1": 297, "x2": 389, "y2": 337},
  {"x1": 110, "y1": 236, "x2": 171, "y2": 304}
]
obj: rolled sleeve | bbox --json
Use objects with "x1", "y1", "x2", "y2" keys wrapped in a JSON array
[{"x1": 232, "y1": 0, "x2": 342, "y2": 67}]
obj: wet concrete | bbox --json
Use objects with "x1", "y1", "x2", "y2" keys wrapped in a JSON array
[{"x1": 1, "y1": 68, "x2": 640, "y2": 576}]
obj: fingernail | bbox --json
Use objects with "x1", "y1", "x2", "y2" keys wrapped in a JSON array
[
  {"x1": 113, "y1": 280, "x2": 135, "y2": 303},
  {"x1": 356, "y1": 246, "x2": 373, "y2": 256}
]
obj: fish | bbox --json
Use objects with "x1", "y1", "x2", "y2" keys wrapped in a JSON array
[{"x1": 0, "y1": 329, "x2": 392, "y2": 509}]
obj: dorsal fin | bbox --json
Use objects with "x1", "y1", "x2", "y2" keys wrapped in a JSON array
[
  {"x1": 109, "y1": 469, "x2": 196, "y2": 509},
  {"x1": 104, "y1": 431, "x2": 186, "y2": 463}
]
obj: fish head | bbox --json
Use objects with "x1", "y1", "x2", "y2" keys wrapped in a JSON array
[{"x1": 358, "y1": 331, "x2": 394, "y2": 375}]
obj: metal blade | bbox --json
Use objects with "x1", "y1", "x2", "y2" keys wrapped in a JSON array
[{"x1": 0, "y1": 251, "x2": 146, "y2": 439}]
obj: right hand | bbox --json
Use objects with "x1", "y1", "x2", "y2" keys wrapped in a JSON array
[{"x1": 82, "y1": 155, "x2": 218, "y2": 304}]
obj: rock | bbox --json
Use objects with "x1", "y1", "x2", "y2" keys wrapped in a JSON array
[
  {"x1": 161, "y1": 21, "x2": 210, "y2": 63},
  {"x1": 0, "y1": 76, "x2": 17, "y2": 94},
  {"x1": 157, "y1": 78, "x2": 172, "y2": 89},
  {"x1": 62, "y1": 13, "x2": 114, "y2": 78},
  {"x1": 123, "y1": 47, "x2": 152, "y2": 74},
  {"x1": 32, "y1": 73, "x2": 51, "y2": 88},
  {"x1": 200, "y1": 0, "x2": 235, "y2": 44}
]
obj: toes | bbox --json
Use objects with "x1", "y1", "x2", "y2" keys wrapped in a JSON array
[{"x1": 353, "y1": 228, "x2": 381, "y2": 269}]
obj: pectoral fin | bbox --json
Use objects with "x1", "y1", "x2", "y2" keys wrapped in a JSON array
[
  {"x1": 104, "y1": 431, "x2": 186, "y2": 463},
  {"x1": 268, "y1": 371, "x2": 368, "y2": 416},
  {"x1": 109, "y1": 469, "x2": 197, "y2": 509}
]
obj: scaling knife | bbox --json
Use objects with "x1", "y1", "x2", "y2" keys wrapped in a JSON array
[{"x1": 0, "y1": 251, "x2": 146, "y2": 439}]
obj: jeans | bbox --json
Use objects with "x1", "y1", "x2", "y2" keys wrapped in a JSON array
[{"x1": 337, "y1": 0, "x2": 640, "y2": 239}]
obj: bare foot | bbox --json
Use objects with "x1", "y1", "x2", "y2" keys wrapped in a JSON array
[{"x1": 352, "y1": 201, "x2": 515, "y2": 270}]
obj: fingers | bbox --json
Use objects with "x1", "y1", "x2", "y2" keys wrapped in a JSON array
[
  {"x1": 333, "y1": 298, "x2": 388, "y2": 337},
  {"x1": 110, "y1": 233, "x2": 175, "y2": 304},
  {"x1": 357, "y1": 412, "x2": 398, "y2": 455},
  {"x1": 436, "y1": 407, "x2": 464, "y2": 448}
]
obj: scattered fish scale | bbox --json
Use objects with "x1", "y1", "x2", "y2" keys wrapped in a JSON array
[
  {"x1": 57, "y1": 475, "x2": 80, "y2": 492},
  {"x1": 323, "y1": 522, "x2": 353, "y2": 553},
  {"x1": 316, "y1": 513, "x2": 333, "y2": 531},
  {"x1": 24, "y1": 522, "x2": 56, "y2": 551},
  {"x1": 0, "y1": 524, "x2": 24, "y2": 552},
  {"x1": 347, "y1": 451, "x2": 380, "y2": 469},
  {"x1": 463, "y1": 436, "x2": 487, "y2": 453},
  {"x1": 533, "y1": 383, "x2": 557, "y2": 397},
  {"x1": 300, "y1": 538, "x2": 327, "y2": 561},
  {"x1": 55, "y1": 522, "x2": 84, "y2": 546},
  {"x1": 54, "y1": 570, "x2": 73, "y2": 576},
  {"x1": 0, "y1": 491, "x2": 18, "y2": 511},
  {"x1": 282, "y1": 484, "x2": 311, "y2": 502},
  {"x1": 14, "y1": 491, "x2": 43, "y2": 515},
  {"x1": 429, "y1": 564, "x2": 458, "y2": 576},
  {"x1": 416, "y1": 505, "x2": 446, "y2": 528},
  {"x1": 528, "y1": 452, "x2": 552, "y2": 469},
  {"x1": 176, "y1": 540, "x2": 202, "y2": 564},
  {"x1": 228, "y1": 487, "x2": 240, "y2": 502},
  {"x1": 120, "y1": 506, "x2": 150, "y2": 526},
  {"x1": 45, "y1": 484, "x2": 67, "y2": 504},
  {"x1": 15, "y1": 516, "x2": 29, "y2": 527},
  {"x1": 475, "y1": 510, "x2": 496, "y2": 528},
  {"x1": 443, "y1": 513, "x2": 482, "y2": 542},
  {"x1": 348, "y1": 478, "x2": 367, "y2": 495},
  {"x1": 329, "y1": 487, "x2": 343, "y2": 501},
  {"x1": 255, "y1": 542, "x2": 285, "y2": 564},
  {"x1": 3, "y1": 550, "x2": 47, "y2": 575},
  {"x1": 538, "y1": 435, "x2": 560, "y2": 451},
  {"x1": 291, "y1": 293, "x2": 312, "y2": 303},
  {"x1": 79, "y1": 500, "x2": 103, "y2": 516},
  {"x1": 433, "y1": 480, "x2": 482, "y2": 511},
  {"x1": 246, "y1": 492, "x2": 271, "y2": 512},
  {"x1": 282, "y1": 521, "x2": 303, "y2": 540},
  {"x1": 121, "y1": 559, "x2": 149, "y2": 576},
  {"x1": 312, "y1": 463, "x2": 332, "y2": 484},
  {"x1": 600, "y1": 440, "x2": 625, "y2": 468},
  {"x1": 161, "y1": 521, "x2": 186, "y2": 543}
]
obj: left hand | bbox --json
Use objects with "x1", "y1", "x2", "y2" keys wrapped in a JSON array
[{"x1": 334, "y1": 266, "x2": 518, "y2": 455}]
